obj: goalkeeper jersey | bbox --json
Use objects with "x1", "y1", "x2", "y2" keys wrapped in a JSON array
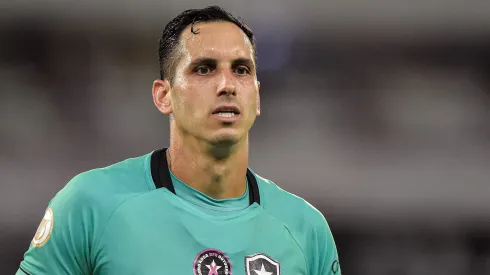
[{"x1": 17, "y1": 148, "x2": 341, "y2": 275}]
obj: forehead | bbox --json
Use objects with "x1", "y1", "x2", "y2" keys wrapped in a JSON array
[{"x1": 179, "y1": 21, "x2": 254, "y2": 62}]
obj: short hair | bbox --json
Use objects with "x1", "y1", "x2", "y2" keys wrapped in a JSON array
[{"x1": 158, "y1": 6, "x2": 257, "y2": 82}]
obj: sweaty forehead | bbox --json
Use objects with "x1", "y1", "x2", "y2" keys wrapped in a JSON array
[{"x1": 179, "y1": 21, "x2": 254, "y2": 62}]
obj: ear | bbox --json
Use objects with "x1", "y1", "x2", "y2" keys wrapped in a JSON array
[
  {"x1": 256, "y1": 81, "x2": 261, "y2": 116},
  {"x1": 152, "y1": 79, "x2": 173, "y2": 115}
]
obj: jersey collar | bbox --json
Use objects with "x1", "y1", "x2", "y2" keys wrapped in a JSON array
[{"x1": 150, "y1": 148, "x2": 261, "y2": 205}]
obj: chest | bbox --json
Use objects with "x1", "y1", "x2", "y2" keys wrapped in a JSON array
[{"x1": 95, "y1": 203, "x2": 308, "y2": 275}]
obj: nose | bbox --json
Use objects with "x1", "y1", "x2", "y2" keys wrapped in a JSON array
[{"x1": 216, "y1": 70, "x2": 236, "y2": 97}]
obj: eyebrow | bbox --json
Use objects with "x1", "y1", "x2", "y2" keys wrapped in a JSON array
[{"x1": 189, "y1": 57, "x2": 217, "y2": 68}]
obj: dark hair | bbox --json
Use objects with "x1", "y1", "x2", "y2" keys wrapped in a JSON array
[{"x1": 158, "y1": 5, "x2": 257, "y2": 82}]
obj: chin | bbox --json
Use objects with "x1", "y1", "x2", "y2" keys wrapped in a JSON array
[
  {"x1": 208, "y1": 130, "x2": 243, "y2": 146},
  {"x1": 209, "y1": 135, "x2": 239, "y2": 146},
  {"x1": 207, "y1": 134, "x2": 243, "y2": 159}
]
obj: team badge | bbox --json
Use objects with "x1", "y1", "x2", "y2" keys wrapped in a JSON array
[
  {"x1": 245, "y1": 253, "x2": 280, "y2": 275},
  {"x1": 31, "y1": 207, "x2": 54, "y2": 248},
  {"x1": 193, "y1": 248, "x2": 232, "y2": 275}
]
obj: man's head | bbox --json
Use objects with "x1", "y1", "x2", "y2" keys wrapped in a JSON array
[{"x1": 153, "y1": 6, "x2": 260, "y2": 148}]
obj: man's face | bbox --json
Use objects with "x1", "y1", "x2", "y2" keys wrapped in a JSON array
[{"x1": 168, "y1": 21, "x2": 260, "y2": 145}]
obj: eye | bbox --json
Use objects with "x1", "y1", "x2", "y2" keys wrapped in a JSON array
[
  {"x1": 195, "y1": 65, "x2": 212, "y2": 75},
  {"x1": 235, "y1": 66, "x2": 251, "y2": 76}
]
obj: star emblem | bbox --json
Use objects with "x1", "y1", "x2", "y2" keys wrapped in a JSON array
[
  {"x1": 206, "y1": 260, "x2": 222, "y2": 275},
  {"x1": 254, "y1": 264, "x2": 273, "y2": 275}
]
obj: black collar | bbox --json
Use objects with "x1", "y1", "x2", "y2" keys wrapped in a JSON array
[{"x1": 150, "y1": 148, "x2": 260, "y2": 205}]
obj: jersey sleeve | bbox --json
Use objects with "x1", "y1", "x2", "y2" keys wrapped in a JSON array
[
  {"x1": 17, "y1": 174, "x2": 99, "y2": 275},
  {"x1": 307, "y1": 208, "x2": 342, "y2": 275}
]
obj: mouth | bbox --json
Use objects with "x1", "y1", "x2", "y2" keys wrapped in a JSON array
[{"x1": 211, "y1": 106, "x2": 241, "y2": 118}]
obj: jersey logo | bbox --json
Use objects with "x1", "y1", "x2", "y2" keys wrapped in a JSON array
[
  {"x1": 245, "y1": 253, "x2": 280, "y2": 275},
  {"x1": 193, "y1": 248, "x2": 232, "y2": 275},
  {"x1": 31, "y1": 207, "x2": 54, "y2": 248}
]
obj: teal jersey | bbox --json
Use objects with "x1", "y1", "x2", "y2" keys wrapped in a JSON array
[{"x1": 17, "y1": 149, "x2": 341, "y2": 275}]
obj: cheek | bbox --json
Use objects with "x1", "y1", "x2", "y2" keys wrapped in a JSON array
[
  {"x1": 242, "y1": 88, "x2": 259, "y2": 115},
  {"x1": 170, "y1": 92, "x2": 184, "y2": 113},
  {"x1": 240, "y1": 81, "x2": 259, "y2": 104},
  {"x1": 173, "y1": 85, "x2": 209, "y2": 117}
]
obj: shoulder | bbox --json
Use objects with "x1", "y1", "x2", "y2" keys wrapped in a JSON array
[
  {"x1": 53, "y1": 152, "x2": 154, "y2": 206},
  {"x1": 45, "y1": 152, "x2": 155, "y2": 235},
  {"x1": 252, "y1": 170, "x2": 328, "y2": 230},
  {"x1": 41, "y1": 152, "x2": 155, "y2": 245},
  {"x1": 18, "y1": 153, "x2": 155, "y2": 274}
]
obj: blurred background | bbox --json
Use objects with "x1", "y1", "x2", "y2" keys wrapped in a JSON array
[{"x1": 1, "y1": 0, "x2": 490, "y2": 274}]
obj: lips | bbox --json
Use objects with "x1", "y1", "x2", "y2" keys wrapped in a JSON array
[{"x1": 211, "y1": 105, "x2": 240, "y2": 115}]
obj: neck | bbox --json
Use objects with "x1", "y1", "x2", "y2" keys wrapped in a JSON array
[{"x1": 167, "y1": 130, "x2": 249, "y2": 200}]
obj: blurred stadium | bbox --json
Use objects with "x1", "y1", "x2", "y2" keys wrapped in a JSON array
[{"x1": 1, "y1": 1, "x2": 490, "y2": 274}]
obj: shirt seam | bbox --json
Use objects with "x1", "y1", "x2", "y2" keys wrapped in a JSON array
[
  {"x1": 258, "y1": 182, "x2": 310, "y2": 274},
  {"x1": 260, "y1": 206, "x2": 310, "y2": 273},
  {"x1": 179, "y1": 198, "x2": 249, "y2": 212},
  {"x1": 90, "y1": 191, "x2": 152, "y2": 269},
  {"x1": 282, "y1": 224, "x2": 310, "y2": 274}
]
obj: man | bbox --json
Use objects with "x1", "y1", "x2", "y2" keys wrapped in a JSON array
[{"x1": 17, "y1": 6, "x2": 341, "y2": 275}]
